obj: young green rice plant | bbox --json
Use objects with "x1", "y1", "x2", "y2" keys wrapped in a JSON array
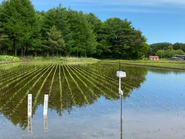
[
  {"x1": 67, "y1": 65, "x2": 109, "y2": 109},
  {"x1": 32, "y1": 64, "x2": 56, "y2": 109},
  {"x1": 0, "y1": 64, "x2": 34, "y2": 83},
  {"x1": 0, "y1": 64, "x2": 41, "y2": 85},
  {"x1": 63, "y1": 65, "x2": 91, "y2": 108},
  {"x1": 10, "y1": 64, "x2": 54, "y2": 115},
  {"x1": 71, "y1": 66, "x2": 119, "y2": 105},
  {"x1": 0, "y1": 65, "x2": 43, "y2": 90},
  {"x1": 62, "y1": 65, "x2": 78, "y2": 111},
  {"x1": 0, "y1": 64, "x2": 52, "y2": 111},
  {"x1": 75, "y1": 65, "x2": 132, "y2": 92},
  {"x1": 48, "y1": 64, "x2": 58, "y2": 96},
  {"x1": 0, "y1": 64, "x2": 51, "y2": 98},
  {"x1": 58, "y1": 64, "x2": 63, "y2": 110}
]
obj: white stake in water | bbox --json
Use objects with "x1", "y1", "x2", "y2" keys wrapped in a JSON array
[
  {"x1": 117, "y1": 64, "x2": 126, "y2": 139},
  {"x1": 43, "y1": 94, "x2": 49, "y2": 116},
  {"x1": 28, "y1": 94, "x2": 32, "y2": 117},
  {"x1": 44, "y1": 115, "x2": 48, "y2": 132},
  {"x1": 28, "y1": 116, "x2": 32, "y2": 135}
]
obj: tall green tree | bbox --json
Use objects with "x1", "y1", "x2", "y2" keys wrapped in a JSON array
[
  {"x1": 68, "y1": 10, "x2": 97, "y2": 57},
  {"x1": 45, "y1": 26, "x2": 65, "y2": 57},
  {"x1": 41, "y1": 5, "x2": 72, "y2": 56},
  {"x1": 97, "y1": 18, "x2": 148, "y2": 59},
  {"x1": 0, "y1": 0, "x2": 40, "y2": 56}
]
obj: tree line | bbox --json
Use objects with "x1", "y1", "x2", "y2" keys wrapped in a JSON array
[
  {"x1": 148, "y1": 42, "x2": 185, "y2": 58},
  {"x1": 0, "y1": 0, "x2": 148, "y2": 59}
]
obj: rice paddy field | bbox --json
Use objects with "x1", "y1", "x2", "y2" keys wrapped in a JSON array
[{"x1": 0, "y1": 61, "x2": 185, "y2": 139}]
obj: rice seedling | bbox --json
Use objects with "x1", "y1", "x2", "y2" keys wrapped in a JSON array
[
  {"x1": 0, "y1": 65, "x2": 43, "y2": 91},
  {"x1": 67, "y1": 65, "x2": 109, "y2": 110},
  {"x1": 58, "y1": 64, "x2": 63, "y2": 110},
  {"x1": 0, "y1": 65, "x2": 50, "y2": 98},
  {"x1": 63, "y1": 65, "x2": 91, "y2": 108},
  {"x1": 32, "y1": 64, "x2": 56, "y2": 109},
  {"x1": 62, "y1": 65, "x2": 78, "y2": 111},
  {"x1": 10, "y1": 64, "x2": 54, "y2": 115},
  {"x1": 0, "y1": 64, "x2": 52, "y2": 111}
]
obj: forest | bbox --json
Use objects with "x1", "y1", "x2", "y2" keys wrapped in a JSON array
[
  {"x1": 0, "y1": 0, "x2": 148, "y2": 59},
  {"x1": 148, "y1": 42, "x2": 185, "y2": 58}
]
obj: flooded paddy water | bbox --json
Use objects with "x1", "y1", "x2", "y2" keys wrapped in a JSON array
[{"x1": 0, "y1": 62, "x2": 185, "y2": 139}]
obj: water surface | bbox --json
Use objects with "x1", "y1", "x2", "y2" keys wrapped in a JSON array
[{"x1": 0, "y1": 62, "x2": 185, "y2": 139}]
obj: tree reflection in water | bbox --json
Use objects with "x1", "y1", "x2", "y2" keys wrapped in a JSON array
[{"x1": 0, "y1": 62, "x2": 148, "y2": 130}]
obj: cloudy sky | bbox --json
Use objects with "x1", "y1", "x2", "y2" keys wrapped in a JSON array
[{"x1": 1, "y1": 0, "x2": 185, "y2": 44}]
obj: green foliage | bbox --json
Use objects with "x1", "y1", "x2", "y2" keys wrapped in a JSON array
[
  {"x1": 96, "y1": 18, "x2": 148, "y2": 59},
  {"x1": 148, "y1": 42, "x2": 185, "y2": 57},
  {"x1": 0, "y1": 0, "x2": 40, "y2": 56},
  {"x1": 0, "y1": 55, "x2": 20, "y2": 61},
  {"x1": 44, "y1": 26, "x2": 65, "y2": 56},
  {"x1": 0, "y1": 1, "x2": 148, "y2": 59},
  {"x1": 156, "y1": 49, "x2": 185, "y2": 58}
]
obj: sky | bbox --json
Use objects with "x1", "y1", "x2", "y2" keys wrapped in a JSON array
[{"x1": 1, "y1": 0, "x2": 185, "y2": 44}]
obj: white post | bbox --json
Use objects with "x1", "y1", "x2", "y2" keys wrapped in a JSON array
[
  {"x1": 43, "y1": 95, "x2": 49, "y2": 116},
  {"x1": 117, "y1": 70, "x2": 126, "y2": 139},
  {"x1": 44, "y1": 115, "x2": 48, "y2": 132},
  {"x1": 28, "y1": 116, "x2": 32, "y2": 135},
  {"x1": 28, "y1": 94, "x2": 32, "y2": 117}
]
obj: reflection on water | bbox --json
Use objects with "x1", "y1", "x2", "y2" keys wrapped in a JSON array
[
  {"x1": 28, "y1": 116, "x2": 32, "y2": 135},
  {"x1": 44, "y1": 116, "x2": 48, "y2": 132},
  {"x1": 0, "y1": 62, "x2": 185, "y2": 139}
]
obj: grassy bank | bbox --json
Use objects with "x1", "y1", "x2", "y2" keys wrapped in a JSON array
[
  {"x1": 0, "y1": 55, "x2": 99, "y2": 65},
  {"x1": 22, "y1": 56, "x2": 99, "y2": 64},
  {"x1": 103, "y1": 59, "x2": 185, "y2": 69}
]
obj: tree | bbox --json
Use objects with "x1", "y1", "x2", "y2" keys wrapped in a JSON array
[
  {"x1": 67, "y1": 10, "x2": 97, "y2": 57},
  {"x1": 148, "y1": 42, "x2": 172, "y2": 56},
  {"x1": 46, "y1": 26, "x2": 65, "y2": 57},
  {"x1": 96, "y1": 18, "x2": 148, "y2": 59},
  {"x1": 0, "y1": 0, "x2": 40, "y2": 56}
]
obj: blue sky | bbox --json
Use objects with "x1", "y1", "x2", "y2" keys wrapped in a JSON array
[{"x1": 1, "y1": 0, "x2": 185, "y2": 44}]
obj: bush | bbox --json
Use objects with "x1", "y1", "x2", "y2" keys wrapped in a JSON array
[{"x1": 0, "y1": 55, "x2": 20, "y2": 61}]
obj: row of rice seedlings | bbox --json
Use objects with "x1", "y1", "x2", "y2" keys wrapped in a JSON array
[
  {"x1": 62, "y1": 65, "x2": 78, "y2": 111},
  {"x1": 0, "y1": 64, "x2": 51, "y2": 98},
  {"x1": 76, "y1": 65, "x2": 133, "y2": 93},
  {"x1": 66, "y1": 65, "x2": 109, "y2": 109},
  {"x1": 0, "y1": 65, "x2": 35, "y2": 83},
  {"x1": 0, "y1": 64, "x2": 52, "y2": 111},
  {"x1": 142, "y1": 85, "x2": 180, "y2": 107},
  {"x1": 58, "y1": 64, "x2": 63, "y2": 110},
  {"x1": 87, "y1": 64, "x2": 149, "y2": 97},
  {"x1": 71, "y1": 66, "x2": 119, "y2": 105},
  {"x1": 74, "y1": 65, "x2": 119, "y2": 91},
  {"x1": 142, "y1": 86, "x2": 180, "y2": 110},
  {"x1": 0, "y1": 65, "x2": 43, "y2": 90},
  {"x1": 74, "y1": 65, "x2": 152, "y2": 109},
  {"x1": 32, "y1": 64, "x2": 56, "y2": 109},
  {"x1": 90, "y1": 63, "x2": 146, "y2": 88},
  {"x1": 137, "y1": 90, "x2": 179, "y2": 113},
  {"x1": 130, "y1": 95, "x2": 153, "y2": 110},
  {"x1": 63, "y1": 65, "x2": 91, "y2": 108},
  {"x1": 0, "y1": 65, "x2": 42, "y2": 86},
  {"x1": 48, "y1": 64, "x2": 58, "y2": 96},
  {"x1": 0, "y1": 64, "x2": 25, "y2": 78},
  {"x1": 10, "y1": 64, "x2": 54, "y2": 116},
  {"x1": 21, "y1": 64, "x2": 56, "y2": 129},
  {"x1": 74, "y1": 65, "x2": 133, "y2": 95}
]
